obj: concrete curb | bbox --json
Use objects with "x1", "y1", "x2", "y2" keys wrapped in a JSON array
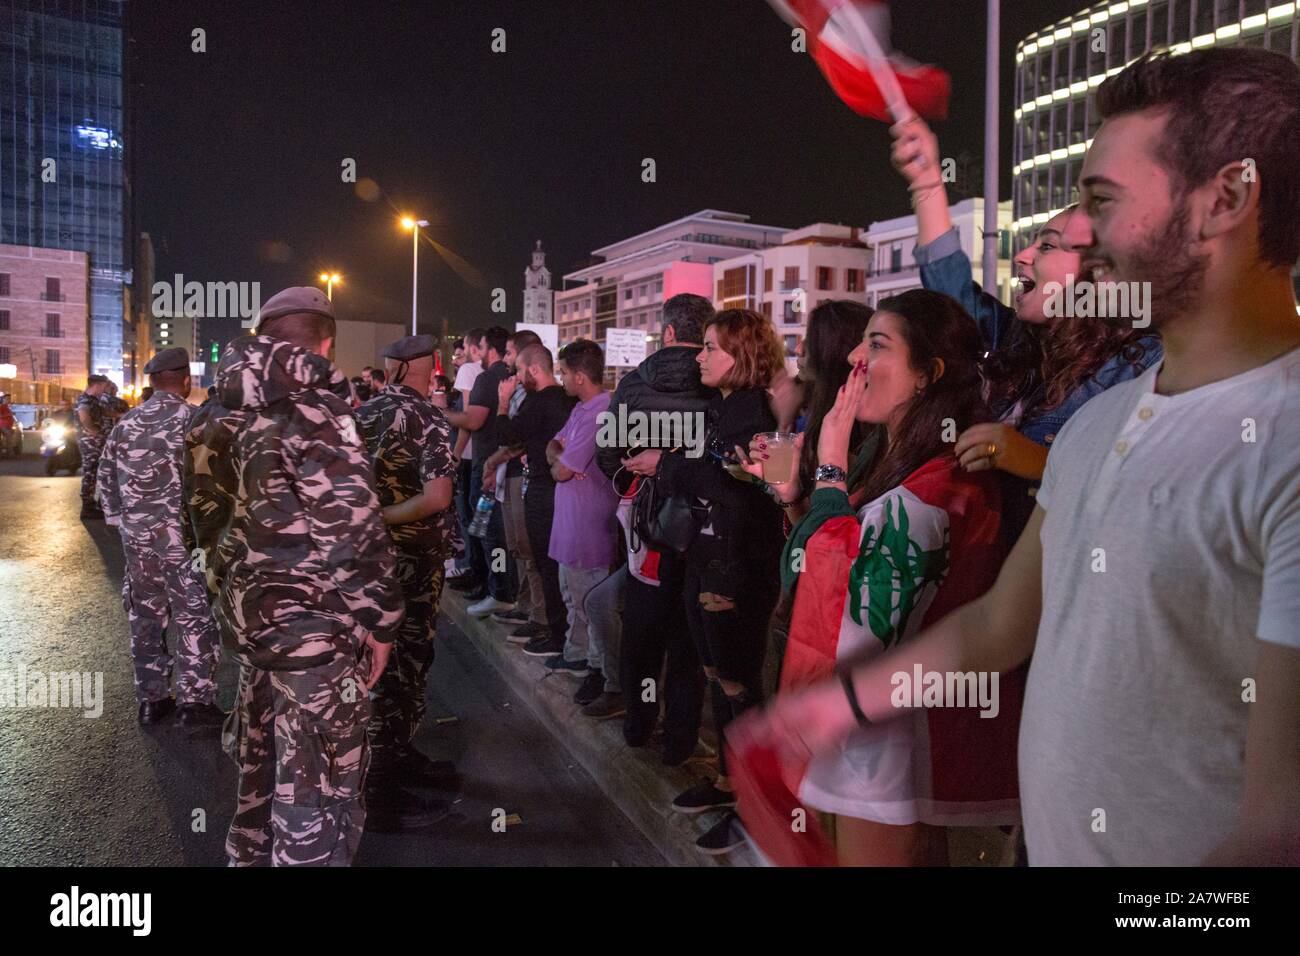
[{"x1": 441, "y1": 589, "x2": 757, "y2": 867}]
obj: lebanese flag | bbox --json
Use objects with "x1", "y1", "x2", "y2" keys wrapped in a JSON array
[
  {"x1": 730, "y1": 455, "x2": 1021, "y2": 865},
  {"x1": 768, "y1": 0, "x2": 950, "y2": 122}
]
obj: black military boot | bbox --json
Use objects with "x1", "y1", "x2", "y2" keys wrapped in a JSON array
[
  {"x1": 398, "y1": 745, "x2": 460, "y2": 788},
  {"x1": 80, "y1": 502, "x2": 105, "y2": 519},
  {"x1": 364, "y1": 777, "x2": 451, "y2": 833},
  {"x1": 138, "y1": 697, "x2": 176, "y2": 725},
  {"x1": 177, "y1": 701, "x2": 227, "y2": 728}
]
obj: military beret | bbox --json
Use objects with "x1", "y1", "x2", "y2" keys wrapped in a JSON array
[
  {"x1": 382, "y1": 334, "x2": 438, "y2": 361},
  {"x1": 143, "y1": 347, "x2": 191, "y2": 375},
  {"x1": 255, "y1": 286, "x2": 334, "y2": 330}
]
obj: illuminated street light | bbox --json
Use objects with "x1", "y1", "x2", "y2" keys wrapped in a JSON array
[
  {"x1": 318, "y1": 272, "x2": 342, "y2": 301},
  {"x1": 401, "y1": 216, "x2": 429, "y2": 334}
]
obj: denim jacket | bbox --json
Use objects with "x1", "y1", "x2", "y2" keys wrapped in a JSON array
[{"x1": 913, "y1": 228, "x2": 1163, "y2": 449}]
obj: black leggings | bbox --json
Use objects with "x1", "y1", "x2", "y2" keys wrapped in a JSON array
[{"x1": 682, "y1": 557, "x2": 780, "y2": 777}]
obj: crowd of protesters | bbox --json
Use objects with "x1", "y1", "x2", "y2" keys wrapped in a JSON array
[
  {"x1": 426, "y1": 48, "x2": 1300, "y2": 865},
  {"x1": 109, "y1": 45, "x2": 1295, "y2": 867}
]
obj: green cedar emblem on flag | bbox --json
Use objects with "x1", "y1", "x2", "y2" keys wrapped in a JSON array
[{"x1": 847, "y1": 495, "x2": 950, "y2": 647}]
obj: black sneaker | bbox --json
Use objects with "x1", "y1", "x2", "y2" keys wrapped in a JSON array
[
  {"x1": 492, "y1": 607, "x2": 529, "y2": 625},
  {"x1": 696, "y1": 810, "x2": 746, "y2": 856},
  {"x1": 544, "y1": 656, "x2": 588, "y2": 676},
  {"x1": 573, "y1": 669, "x2": 604, "y2": 706},
  {"x1": 671, "y1": 779, "x2": 736, "y2": 815},
  {"x1": 521, "y1": 636, "x2": 563, "y2": 658},
  {"x1": 364, "y1": 785, "x2": 451, "y2": 833},
  {"x1": 507, "y1": 621, "x2": 547, "y2": 644}
]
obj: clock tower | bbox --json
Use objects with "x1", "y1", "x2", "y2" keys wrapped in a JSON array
[{"x1": 522, "y1": 240, "x2": 553, "y2": 324}]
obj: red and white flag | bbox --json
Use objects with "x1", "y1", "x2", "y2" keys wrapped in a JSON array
[{"x1": 768, "y1": 0, "x2": 950, "y2": 123}]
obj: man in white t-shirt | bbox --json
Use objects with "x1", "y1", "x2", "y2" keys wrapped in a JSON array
[
  {"x1": 452, "y1": 328, "x2": 485, "y2": 463},
  {"x1": 738, "y1": 47, "x2": 1300, "y2": 866}
]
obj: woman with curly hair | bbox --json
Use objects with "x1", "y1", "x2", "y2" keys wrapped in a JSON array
[
  {"x1": 892, "y1": 116, "x2": 1161, "y2": 535},
  {"x1": 625, "y1": 309, "x2": 788, "y2": 855}
]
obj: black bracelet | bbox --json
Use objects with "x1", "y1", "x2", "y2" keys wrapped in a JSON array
[{"x1": 840, "y1": 671, "x2": 872, "y2": 728}]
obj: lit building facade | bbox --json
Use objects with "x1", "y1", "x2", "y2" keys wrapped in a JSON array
[
  {"x1": 555, "y1": 210, "x2": 789, "y2": 355},
  {"x1": 712, "y1": 223, "x2": 873, "y2": 364},
  {"x1": 0, "y1": 0, "x2": 128, "y2": 382},
  {"x1": 865, "y1": 199, "x2": 1014, "y2": 306},
  {"x1": 150, "y1": 312, "x2": 199, "y2": 359},
  {"x1": 0, "y1": 243, "x2": 90, "y2": 390},
  {"x1": 1012, "y1": 0, "x2": 1299, "y2": 249}
]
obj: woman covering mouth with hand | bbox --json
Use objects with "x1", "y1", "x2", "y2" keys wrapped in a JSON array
[{"x1": 891, "y1": 116, "x2": 1162, "y2": 535}]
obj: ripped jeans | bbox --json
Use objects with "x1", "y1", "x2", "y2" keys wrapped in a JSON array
[{"x1": 682, "y1": 552, "x2": 780, "y2": 777}]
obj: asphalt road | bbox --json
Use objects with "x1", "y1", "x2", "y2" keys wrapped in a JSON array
[{"x1": 0, "y1": 455, "x2": 662, "y2": 866}]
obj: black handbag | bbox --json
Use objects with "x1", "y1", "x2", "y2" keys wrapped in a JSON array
[{"x1": 631, "y1": 474, "x2": 709, "y2": 554}]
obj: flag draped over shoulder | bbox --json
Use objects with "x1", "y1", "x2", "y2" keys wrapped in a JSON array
[
  {"x1": 731, "y1": 457, "x2": 1020, "y2": 865},
  {"x1": 768, "y1": 0, "x2": 951, "y2": 122}
]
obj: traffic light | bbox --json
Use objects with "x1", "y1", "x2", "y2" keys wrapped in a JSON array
[{"x1": 210, "y1": 341, "x2": 219, "y2": 363}]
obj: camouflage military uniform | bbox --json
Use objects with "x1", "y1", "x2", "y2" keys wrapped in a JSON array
[
  {"x1": 74, "y1": 390, "x2": 107, "y2": 506},
  {"x1": 186, "y1": 335, "x2": 403, "y2": 866},
  {"x1": 98, "y1": 391, "x2": 220, "y2": 706},
  {"x1": 355, "y1": 382, "x2": 456, "y2": 761}
]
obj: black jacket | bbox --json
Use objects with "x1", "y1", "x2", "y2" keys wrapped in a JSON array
[
  {"x1": 657, "y1": 386, "x2": 784, "y2": 599},
  {"x1": 596, "y1": 345, "x2": 715, "y2": 488}
]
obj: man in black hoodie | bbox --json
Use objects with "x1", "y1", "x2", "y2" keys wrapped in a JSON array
[{"x1": 598, "y1": 293, "x2": 715, "y2": 765}]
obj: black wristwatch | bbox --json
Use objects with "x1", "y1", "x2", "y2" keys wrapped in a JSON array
[{"x1": 814, "y1": 463, "x2": 848, "y2": 484}]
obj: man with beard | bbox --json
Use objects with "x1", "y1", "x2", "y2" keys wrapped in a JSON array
[
  {"x1": 479, "y1": 330, "x2": 548, "y2": 640},
  {"x1": 493, "y1": 343, "x2": 576, "y2": 657},
  {"x1": 736, "y1": 47, "x2": 1300, "y2": 866}
]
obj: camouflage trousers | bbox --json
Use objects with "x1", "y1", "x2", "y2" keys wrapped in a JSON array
[
  {"x1": 79, "y1": 436, "x2": 104, "y2": 505},
  {"x1": 368, "y1": 551, "x2": 445, "y2": 759},
  {"x1": 223, "y1": 652, "x2": 371, "y2": 866},
  {"x1": 121, "y1": 536, "x2": 221, "y2": 705}
]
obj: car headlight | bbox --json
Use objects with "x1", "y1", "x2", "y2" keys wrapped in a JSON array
[{"x1": 43, "y1": 425, "x2": 66, "y2": 442}]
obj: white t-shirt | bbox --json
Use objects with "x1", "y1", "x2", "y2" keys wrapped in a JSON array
[
  {"x1": 453, "y1": 361, "x2": 482, "y2": 459},
  {"x1": 1025, "y1": 346, "x2": 1300, "y2": 866}
]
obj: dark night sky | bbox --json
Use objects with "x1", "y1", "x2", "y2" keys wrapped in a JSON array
[{"x1": 129, "y1": 0, "x2": 1087, "y2": 346}]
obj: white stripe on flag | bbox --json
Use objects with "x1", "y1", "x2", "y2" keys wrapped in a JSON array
[{"x1": 823, "y1": 2, "x2": 916, "y2": 123}]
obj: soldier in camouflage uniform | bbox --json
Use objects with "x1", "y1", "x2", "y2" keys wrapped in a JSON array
[
  {"x1": 74, "y1": 374, "x2": 112, "y2": 518},
  {"x1": 355, "y1": 335, "x2": 458, "y2": 826},
  {"x1": 98, "y1": 348, "x2": 223, "y2": 727},
  {"x1": 184, "y1": 287, "x2": 404, "y2": 866}
]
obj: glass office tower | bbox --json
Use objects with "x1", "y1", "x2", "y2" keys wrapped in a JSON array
[
  {"x1": 1011, "y1": 0, "x2": 1299, "y2": 250},
  {"x1": 1, "y1": 0, "x2": 126, "y2": 381}
]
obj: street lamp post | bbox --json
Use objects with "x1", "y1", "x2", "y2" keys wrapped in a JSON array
[
  {"x1": 318, "y1": 272, "x2": 342, "y2": 301},
  {"x1": 401, "y1": 216, "x2": 429, "y2": 334}
]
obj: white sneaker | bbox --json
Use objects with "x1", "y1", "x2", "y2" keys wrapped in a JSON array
[{"x1": 467, "y1": 596, "x2": 515, "y2": 618}]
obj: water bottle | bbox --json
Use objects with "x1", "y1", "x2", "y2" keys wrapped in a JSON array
[{"x1": 468, "y1": 492, "x2": 495, "y2": 538}]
